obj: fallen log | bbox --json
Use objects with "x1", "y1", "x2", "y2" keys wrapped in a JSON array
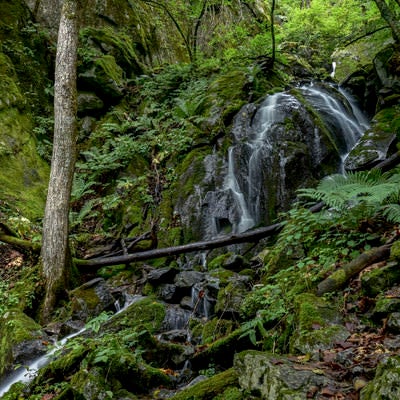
[
  {"x1": 316, "y1": 242, "x2": 393, "y2": 296},
  {"x1": 74, "y1": 222, "x2": 283, "y2": 269}
]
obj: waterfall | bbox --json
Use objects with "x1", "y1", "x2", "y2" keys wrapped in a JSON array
[
  {"x1": 0, "y1": 328, "x2": 85, "y2": 397},
  {"x1": 0, "y1": 295, "x2": 143, "y2": 397},
  {"x1": 210, "y1": 83, "x2": 370, "y2": 236}
]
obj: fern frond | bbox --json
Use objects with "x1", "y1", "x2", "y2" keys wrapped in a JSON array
[
  {"x1": 380, "y1": 204, "x2": 400, "y2": 224},
  {"x1": 298, "y1": 169, "x2": 400, "y2": 212}
]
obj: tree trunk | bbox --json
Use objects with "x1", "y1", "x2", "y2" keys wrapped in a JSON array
[
  {"x1": 373, "y1": 0, "x2": 400, "y2": 43},
  {"x1": 270, "y1": 0, "x2": 276, "y2": 66},
  {"x1": 75, "y1": 223, "x2": 284, "y2": 269},
  {"x1": 316, "y1": 243, "x2": 393, "y2": 296},
  {"x1": 41, "y1": 0, "x2": 79, "y2": 323}
]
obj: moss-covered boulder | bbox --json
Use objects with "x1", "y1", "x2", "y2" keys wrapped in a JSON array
[
  {"x1": 234, "y1": 351, "x2": 331, "y2": 399},
  {"x1": 360, "y1": 356, "x2": 400, "y2": 400},
  {"x1": 101, "y1": 296, "x2": 166, "y2": 334},
  {"x1": 345, "y1": 105, "x2": 400, "y2": 171},
  {"x1": 290, "y1": 293, "x2": 349, "y2": 358},
  {"x1": 169, "y1": 368, "x2": 238, "y2": 400},
  {"x1": 70, "y1": 278, "x2": 116, "y2": 322},
  {"x1": 215, "y1": 276, "x2": 251, "y2": 317},
  {"x1": 0, "y1": 309, "x2": 48, "y2": 377},
  {"x1": 361, "y1": 261, "x2": 400, "y2": 297}
]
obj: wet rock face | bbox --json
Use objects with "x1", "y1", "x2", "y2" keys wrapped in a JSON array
[
  {"x1": 70, "y1": 278, "x2": 116, "y2": 321},
  {"x1": 176, "y1": 84, "x2": 368, "y2": 240}
]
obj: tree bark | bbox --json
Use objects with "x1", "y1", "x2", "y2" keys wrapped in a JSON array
[
  {"x1": 75, "y1": 223, "x2": 284, "y2": 269},
  {"x1": 41, "y1": 0, "x2": 79, "y2": 322},
  {"x1": 270, "y1": 0, "x2": 276, "y2": 67},
  {"x1": 373, "y1": 0, "x2": 400, "y2": 43},
  {"x1": 316, "y1": 243, "x2": 393, "y2": 296}
]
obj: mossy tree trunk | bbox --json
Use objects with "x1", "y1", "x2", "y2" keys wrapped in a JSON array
[
  {"x1": 373, "y1": 0, "x2": 400, "y2": 43},
  {"x1": 41, "y1": 0, "x2": 79, "y2": 323}
]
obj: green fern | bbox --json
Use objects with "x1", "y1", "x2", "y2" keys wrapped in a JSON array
[
  {"x1": 298, "y1": 168, "x2": 400, "y2": 223},
  {"x1": 381, "y1": 204, "x2": 400, "y2": 224}
]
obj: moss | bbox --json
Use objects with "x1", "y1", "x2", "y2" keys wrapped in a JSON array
[
  {"x1": 175, "y1": 148, "x2": 209, "y2": 198},
  {"x1": 209, "y1": 269, "x2": 235, "y2": 284},
  {"x1": 70, "y1": 286, "x2": 101, "y2": 317},
  {"x1": 214, "y1": 386, "x2": 244, "y2": 400},
  {"x1": 95, "y1": 54, "x2": 123, "y2": 85},
  {"x1": 103, "y1": 297, "x2": 165, "y2": 334},
  {"x1": 360, "y1": 356, "x2": 400, "y2": 399},
  {"x1": 374, "y1": 297, "x2": 400, "y2": 315},
  {"x1": 169, "y1": 368, "x2": 238, "y2": 400},
  {"x1": 391, "y1": 242, "x2": 400, "y2": 261},
  {"x1": 295, "y1": 293, "x2": 326, "y2": 332},
  {"x1": 80, "y1": 26, "x2": 143, "y2": 76},
  {"x1": 0, "y1": 309, "x2": 43, "y2": 376},
  {"x1": 208, "y1": 253, "x2": 234, "y2": 270},
  {"x1": 201, "y1": 318, "x2": 235, "y2": 344},
  {"x1": 361, "y1": 261, "x2": 400, "y2": 297},
  {"x1": 97, "y1": 264, "x2": 127, "y2": 279},
  {"x1": 0, "y1": 71, "x2": 49, "y2": 219},
  {"x1": 290, "y1": 293, "x2": 349, "y2": 356},
  {"x1": 34, "y1": 340, "x2": 90, "y2": 384},
  {"x1": 0, "y1": 381, "x2": 26, "y2": 400}
]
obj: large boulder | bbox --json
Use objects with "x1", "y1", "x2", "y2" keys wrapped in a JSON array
[{"x1": 234, "y1": 351, "x2": 336, "y2": 399}]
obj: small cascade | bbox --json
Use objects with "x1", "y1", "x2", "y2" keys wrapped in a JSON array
[
  {"x1": 0, "y1": 327, "x2": 85, "y2": 397},
  {"x1": 191, "y1": 283, "x2": 213, "y2": 319},
  {"x1": 300, "y1": 83, "x2": 367, "y2": 152},
  {"x1": 225, "y1": 147, "x2": 255, "y2": 233},
  {"x1": 0, "y1": 294, "x2": 144, "y2": 397},
  {"x1": 204, "y1": 83, "x2": 370, "y2": 237}
]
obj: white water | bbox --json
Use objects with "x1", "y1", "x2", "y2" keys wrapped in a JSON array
[
  {"x1": 0, "y1": 328, "x2": 85, "y2": 397},
  {"x1": 225, "y1": 147, "x2": 255, "y2": 233},
  {"x1": 0, "y1": 294, "x2": 143, "y2": 397},
  {"x1": 224, "y1": 84, "x2": 370, "y2": 233}
]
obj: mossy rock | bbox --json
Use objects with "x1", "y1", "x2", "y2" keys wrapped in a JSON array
[
  {"x1": 215, "y1": 278, "x2": 250, "y2": 316},
  {"x1": 360, "y1": 356, "x2": 400, "y2": 400},
  {"x1": 101, "y1": 296, "x2": 166, "y2": 334},
  {"x1": 70, "y1": 278, "x2": 115, "y2": 321},
  {"x1": 0, "y1": 309, "x2": 45, "y2": 376},
  {"x1": 361, "y1": 261, "x2": 400, "y2": 297},
  {"x1": 208, "y1": 253, "x2": 246, "y2": 272},
  {"x1": 209, "y1": 268, "x2": 235, "y2": 285},
  {"x1": 290, "y1": 293, "x2": 349, "y2": 357},
  {"x1": 234, "y1": 350, "x2": 331, "y2": 400},
  {"x1": 190, "y1": 327, "x2": 256, "y2": 372},
  {"x1": 0, "y1": 54, "x2": 49, "y2": 219},
  {"x1": 201, "y1": 318, "x2": 236, "y2": 344},
  {"x1": 69, "y1": 367, "x2": 112, "y2": 400},
  {"x1": 390, "y1": 240, "x2": 400, "y2": 261},
  {"x1": 79, "y1": 54, "x2": 125, "y2": 100},
  {"x1": 373, "y1": 296, "x2": 400, "y2": 316},
  {"x1": 97, "y1": 264, "x2": 127, "y2": 280},
  {"x1": 345, "y1": 106, "x2": 399, "y2": 170},
  {"x1": 169, "y1": 368, "x2": 238, "y2": 400}
]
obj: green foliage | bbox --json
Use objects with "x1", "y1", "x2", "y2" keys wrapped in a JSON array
[
  {"x1": 32, "y1": 116, "x2": 53, "y2": 162},
  {"x1": 0, "y1": 281, "x2": 19, "y2": 316},
  {"x1": 279, "y1": 0, "x2": 381, "y2": 63},
  {"x1": 298, "y1": 168, "x2": 400, "y2": 224},
  {"x1": 85, "y1": 311, "x2": 113, "y2": 333}
]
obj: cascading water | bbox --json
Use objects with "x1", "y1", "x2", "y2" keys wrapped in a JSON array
[
  {"x1": 0, "y1": 294, "x2": 144, "y2": 397},
  {"x1": 207, "y1": 83, "x2": 370, "y2": 237}
]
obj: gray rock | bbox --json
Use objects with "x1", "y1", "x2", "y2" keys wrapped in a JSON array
[
  {"x1": 360, "y1": 356, "x2": 400, "y2": 400},
  {"x1": 235, "y1": 351, "x2": 333, "y2": 399}
]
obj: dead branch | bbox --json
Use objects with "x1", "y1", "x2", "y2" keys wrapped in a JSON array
[
  {"x1": 74, "y1": 223, "x2": 283, "y2": 269},
  {"x1": 316, "y1": 243, "x2": 393, "y2": 296}
]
